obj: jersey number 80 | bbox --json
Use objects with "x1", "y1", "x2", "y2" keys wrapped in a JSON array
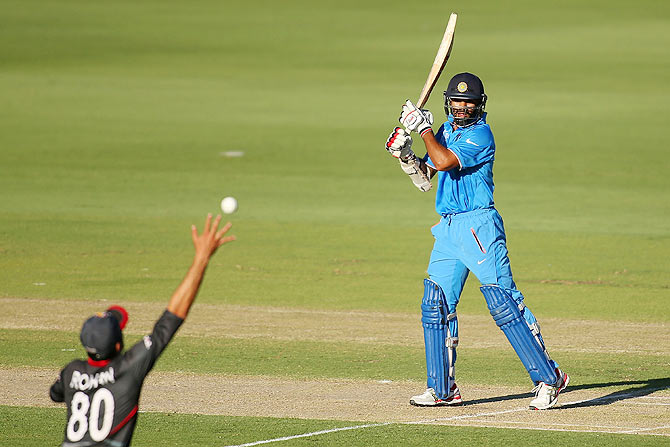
[{"x1": 67, "y1": 389, "x2": 115, "y2": 442}]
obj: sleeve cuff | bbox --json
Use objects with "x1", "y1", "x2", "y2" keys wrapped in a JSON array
[
  {"x1": 420, "y1": 128, "x2": 433, "y2": 138},
  {"x1": 446, "y1": 148, "x2": 463, "y2": 170}
]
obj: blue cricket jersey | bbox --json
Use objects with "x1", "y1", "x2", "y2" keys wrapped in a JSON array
[{"x1": 424, "y1": 113, "x2": 496, "y2": 215}]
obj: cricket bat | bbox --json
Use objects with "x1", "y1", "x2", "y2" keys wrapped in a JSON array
[{"x1": 416, "y1": 13, "x2": 458, "y2": 108}]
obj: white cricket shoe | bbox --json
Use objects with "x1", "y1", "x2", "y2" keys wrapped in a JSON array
[
  {"x1": 529, "y1": 369, "x2": 570, "y2": 410},
  {"x1": 410, "y1": 383, "x2": 462, "y2": 407}
]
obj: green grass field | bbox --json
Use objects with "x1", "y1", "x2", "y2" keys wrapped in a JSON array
[{"x1": 1, "y1": 0, "x2": 668, "y2": 445}]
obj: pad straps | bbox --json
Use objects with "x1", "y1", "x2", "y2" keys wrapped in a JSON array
[
  {"x1": 421, "y1": 279, "x2": 456, "y2": 398},
  {"x1": 481, "y1": 285, "x2": 556, "y2": 385}
]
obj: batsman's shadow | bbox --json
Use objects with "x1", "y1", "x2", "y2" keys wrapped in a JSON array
[
  {"x1": 461, "y1": 377, "x2": 670, "y2": 409},
  {"x1": 557, "y1": 377, "x2": 670, "y2": 409}
]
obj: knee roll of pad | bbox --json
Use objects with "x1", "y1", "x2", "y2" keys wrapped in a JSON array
[
  {"x1": 421, "y1": 279, "x2": 454, "y2": 399},
  {"x1": 480, "y1": 285, "x2": 556, "y2": 385}
]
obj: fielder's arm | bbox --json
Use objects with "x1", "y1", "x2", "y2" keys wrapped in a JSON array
[{"x1": 166, "y1": 214, "x2": 235, "y2": 319}]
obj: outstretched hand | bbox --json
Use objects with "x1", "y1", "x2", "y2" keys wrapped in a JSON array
[
  {"x1": 166, "y1": 214, "x2": 235, "y2": 319},
  {"x1": 191, "y1": 214, "x2": 235, "y2": 261}
]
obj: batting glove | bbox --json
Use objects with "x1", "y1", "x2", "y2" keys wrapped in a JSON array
[
  {"x1": 399, "y1": 99, "x2": 434, "y2": 136},
  {"x1": 385, "y1": 127, "x2": 415, "y2": 162}
]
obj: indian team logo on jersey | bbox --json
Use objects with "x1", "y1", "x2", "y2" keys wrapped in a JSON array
[{"x1": 457, "y1": 82, "x2": 468, "y2": 93}]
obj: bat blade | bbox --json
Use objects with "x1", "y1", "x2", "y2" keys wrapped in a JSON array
[{"x1": 416, "y1": 13, "x2": 458, "y2": 108}]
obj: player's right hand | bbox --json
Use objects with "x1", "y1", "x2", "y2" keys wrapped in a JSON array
[
  {"x1": 399, "y1": 99, "x2": 434, "y2": 136},
  {"x1": 191, "y1": 214, "x2": 235, "y2": 261},
  {"x1": 385, "y1": 127, "x2": 414, "y2": 161}
]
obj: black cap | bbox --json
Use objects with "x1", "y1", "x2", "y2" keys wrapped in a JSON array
[
  {"x1": 80, "y1": 306, "x2": 127, "y2": 361},
  {"x1": 444, "y1": 72, "x2": 486, "y2": 102}
]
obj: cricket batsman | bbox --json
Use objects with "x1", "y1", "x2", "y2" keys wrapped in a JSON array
[
  {"x1": 385, "y1": 73, "x2": 569, "y2": 409},
  {"x1": 50, "y1": 214, "x2": 235, "y2": 446}
]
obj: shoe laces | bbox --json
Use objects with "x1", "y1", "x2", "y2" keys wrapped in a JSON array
[{"x1": 532, "y1": 382, "x2": 546, "y2": 396}]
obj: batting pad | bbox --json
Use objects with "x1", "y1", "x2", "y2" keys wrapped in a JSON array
[
  {"x1": 421, "y1": 279, "x2": 453, "y2": 399},
  {"x1": 481, "y1": 285, "x2": 556, "y2": 385}
]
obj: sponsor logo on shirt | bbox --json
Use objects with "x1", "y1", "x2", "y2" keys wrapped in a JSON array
[{"x1": 143, "y1": 335, "x2": 153, "y2": 349}]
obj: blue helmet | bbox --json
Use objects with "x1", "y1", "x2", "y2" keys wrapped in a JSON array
[{"x1": 443, "y1": 72, "x2": 487, "y2": 127}]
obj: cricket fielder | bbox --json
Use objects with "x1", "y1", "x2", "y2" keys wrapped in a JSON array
[
  {"x1": 385, "y1": 73, "x2": 569, "y2": 410},
  {"x1": 50, "y1": 214, "x2": 235, "y2": 446}
]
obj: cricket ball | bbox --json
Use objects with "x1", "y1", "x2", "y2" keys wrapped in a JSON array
[{"x1": 220, "y1": 196, "x2": 238, "y2": 214}]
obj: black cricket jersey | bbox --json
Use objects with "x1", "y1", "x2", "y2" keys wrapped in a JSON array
[{"x1": 50, "y1": 310, "x2": 183, "y2": 447}]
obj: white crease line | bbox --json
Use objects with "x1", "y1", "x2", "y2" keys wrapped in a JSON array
[
  {"x1": 627, "y1": 402, "x2": 670, "y2": 406},
  {"x1": 438, "y1": 423, "x2": 670, "y2": 436},
  {"x1": 405, "y1": 388, "x2": 663, "y2": 426},
  {"x1": 407, "y1": 407, "x2": 527, "y2": 424},
  {"x1": 224, "y1": 386, "x2": 670, "y2": 446},
  {"x1": 617, "y1": 425, "x2": 670, "y2": 435},
  {"x1": 223, "y1": 408, "x2": 531, "y2": 447},
  {"x1": 438, "y1": 419, "x2": 644, "y2": 430},
  {"x1": 556, "y1": 386, "x2": 670, "y2": 408},
  {"x1": 223, "y1": 423, "x2": 392, "y2": 447}
]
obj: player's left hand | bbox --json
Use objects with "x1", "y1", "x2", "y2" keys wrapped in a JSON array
[
  {"x1": 385, "y1": 127, "x2": 414, "y2": 161},
  {"x1": 399, "y1": 100, "x2": 434, "y2": 135}
]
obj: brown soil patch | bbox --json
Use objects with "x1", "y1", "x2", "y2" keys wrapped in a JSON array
[
  {"x1": 1, "y1": 298, "x2": 668, "y2": 437},
  {"x1": 1, "y1": 298, "x2": 668, "y2": 356},
  {"x1": 1, "y1": 368, "x2": 668, "y2": 436}
]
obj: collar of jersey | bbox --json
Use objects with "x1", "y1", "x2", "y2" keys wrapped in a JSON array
[{"x1": 88, "y1": 358, "x2": 111, "y2": 367}]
